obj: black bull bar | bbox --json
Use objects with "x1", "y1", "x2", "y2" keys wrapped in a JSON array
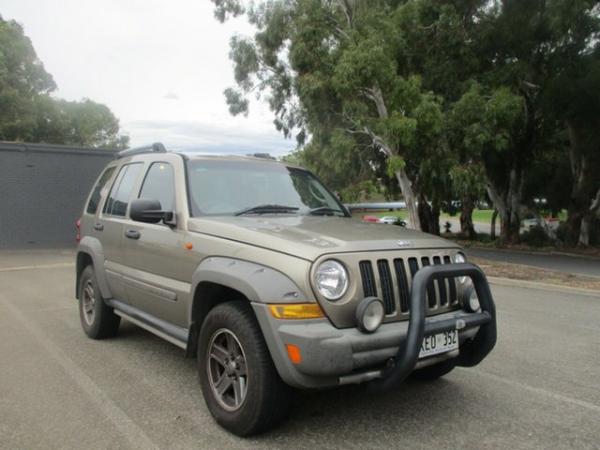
[{"x1": 369, "y1": 262, "x2": 497, "y2": 390}]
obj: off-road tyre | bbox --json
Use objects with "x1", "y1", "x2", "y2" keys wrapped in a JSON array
[{"x1": 197, "y1": 301, "x2": 292, "y2": 436}]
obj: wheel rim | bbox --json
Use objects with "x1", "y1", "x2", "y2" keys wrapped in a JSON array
[
  {"x1": 206, "y1": 328, "x2": 248, "y2": 412},
  {"x1": 82, "y1": 280, "x2": 96, "y2": 326}
]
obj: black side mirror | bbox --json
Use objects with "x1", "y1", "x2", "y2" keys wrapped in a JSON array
[{"x1": 130, "y1": 199, "x2": 174, "y2": 224}]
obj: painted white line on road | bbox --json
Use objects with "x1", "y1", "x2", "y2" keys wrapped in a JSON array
[
  {"x1": 461, "y1": 368, "x2": 600, "y2": 413},
  {"x1": 2, "y1": 299, "x2": 159, "y2": 450},
  {"x1": 0, "y1": 262, "x2": 75, "y2": 272}
]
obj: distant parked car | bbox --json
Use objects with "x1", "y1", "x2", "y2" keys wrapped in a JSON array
[
  {"x1": 362, "y1": 215, "x2": 379, "y2": 223},
  {"x1": 378, "y1": 216, "x2": 407, "y2": 227},
  {"x1": 522, "y1": 217, "x2": 543, "y2": 229}
]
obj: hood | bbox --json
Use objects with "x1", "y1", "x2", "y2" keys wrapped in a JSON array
[{"x1": 187, "y1": 215, "x2": 459, "y2": 261}]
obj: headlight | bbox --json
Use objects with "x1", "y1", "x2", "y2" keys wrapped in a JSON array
[
  {"x1": 454, "y1": 252, "x2": 468, "y2": 284},
  {"x1": 462, "y1": 286, "x2": 481, "y2": 312},
  {"x1": 315, "y1": 260, "x2": 349, "y2": 300},
  {"x1": 355, "y1": 297, "x2": 385, "y2": 333}
]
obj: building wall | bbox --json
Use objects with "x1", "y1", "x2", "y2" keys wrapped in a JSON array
[{"x1": 0, "y1": 142, "x2": 117, "y2": 249}]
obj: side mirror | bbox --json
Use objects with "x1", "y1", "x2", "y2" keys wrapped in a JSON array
[{"x1": 130, "y1": 199, "x2": 174, "y2": 224}]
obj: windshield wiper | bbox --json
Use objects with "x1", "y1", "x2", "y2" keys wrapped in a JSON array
[
  {"x1": 234, "y1": 204, "x2": 300, "y2": 216},
  {"x1": 308, "y1": 206, "x2": 344, "y2": 216}
]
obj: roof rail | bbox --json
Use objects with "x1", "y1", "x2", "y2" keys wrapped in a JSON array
[{"x1": 117, "y1": 142, "x2": 166, "y2": 159}]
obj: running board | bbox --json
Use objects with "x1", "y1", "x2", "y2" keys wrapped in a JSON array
[{"x1": 108, "y1": 299, "x2": 188, "y2": 350}]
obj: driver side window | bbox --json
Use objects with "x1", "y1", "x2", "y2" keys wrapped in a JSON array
[{"x1": 138, "y1": 162, "x2": 175, "y2": 212}]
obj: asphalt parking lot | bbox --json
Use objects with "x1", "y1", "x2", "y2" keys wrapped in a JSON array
[{"x1": 1, "y1": 250, "x2": 599, "y2": 450}]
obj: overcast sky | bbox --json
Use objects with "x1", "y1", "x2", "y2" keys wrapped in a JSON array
[{"x1": 1, "y1": 0, "x2": 296, "y2": 155}]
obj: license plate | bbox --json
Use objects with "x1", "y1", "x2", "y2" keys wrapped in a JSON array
[{"x1": 419, "y1": 330, "x2": 458, "y2": 358}]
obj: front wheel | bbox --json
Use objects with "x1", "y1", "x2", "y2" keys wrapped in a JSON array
[{"x1": 197, "y1": 301, "x2": 292, "y2": 436}]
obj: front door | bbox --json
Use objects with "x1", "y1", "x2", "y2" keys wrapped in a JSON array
[
  {"x1": 97, "y1": 162, "x2": 144, "y2": 302},
  {"x1": 121, "y1": 160, "x2": 191, "y2": 328}
]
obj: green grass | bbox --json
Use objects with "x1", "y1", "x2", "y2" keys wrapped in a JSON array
[{"x1": 352, "y1": 208, "x2": 567, "y2": 224}]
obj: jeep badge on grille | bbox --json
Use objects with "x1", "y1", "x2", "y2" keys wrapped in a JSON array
[{"x1": 397, "y1": 240, "x2": 412, "y2": 248}]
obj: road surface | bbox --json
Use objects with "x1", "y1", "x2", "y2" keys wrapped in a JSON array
[
  {"x1": 1, "y1": 250, "x2": 599, "y2": 449},
  {"x1": 466, "y1": 247, "x2": 600, "y2": 278}
]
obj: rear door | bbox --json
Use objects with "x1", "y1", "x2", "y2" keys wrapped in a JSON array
[
  {"x1": 97, "y1": 162, "x2": 144, "y2": 302},
  {"x1": 121, "y1": 157, "x2": 192, "y2": 327}
]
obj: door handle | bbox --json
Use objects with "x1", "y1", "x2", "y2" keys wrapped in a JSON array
[
  {"x1": 93, "y1": 222, "x2": 104, "y2": 231},
  {"x1": 125, "y1": 229, "x2": 141, "y2": 240}
]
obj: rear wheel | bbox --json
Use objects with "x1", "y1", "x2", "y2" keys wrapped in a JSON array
[
  {"x1": 78, "y1": 266, "x2": 120, "y2": 339},
  {"x1": 412, "y1": 358, "x2": 456, "y2": 381},
  {"x1": 197, "y1": 301, "x2": 292, "y2": 436}
]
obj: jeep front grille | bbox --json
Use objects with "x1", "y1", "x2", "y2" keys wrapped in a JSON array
[{"x1": 358, "y1": 254, "x2": 459, "y2": 318}]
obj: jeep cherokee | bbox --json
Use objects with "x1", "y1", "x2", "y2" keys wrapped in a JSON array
[{"x1": 75, "y1": 143, "x2": 496, "y2": 436}]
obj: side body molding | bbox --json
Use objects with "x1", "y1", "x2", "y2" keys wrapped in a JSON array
[
  {"x1": 77, "y1": 236, "x2": 112, "y2": 300},
  {"x1": 189, "y1": 257, "x2": 310, "y2": 321}
]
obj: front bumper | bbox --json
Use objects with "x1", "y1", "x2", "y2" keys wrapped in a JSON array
[{"x1": 253, "y1": 263, "x2": 496, "y2": 389}]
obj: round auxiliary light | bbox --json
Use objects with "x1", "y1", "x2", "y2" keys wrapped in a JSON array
[
  {"x1": 355, "y1": 297, "x2": 385, "y2": 333},
  {"x1": 454, "y1": 252, "x2": 468, "y2": 284},
  {"x1": 315, "y1": 260, "x2": 349, "y2": 300},
  {"x1": 462, "y1": 286, "x2": 481, "y2": 312}
]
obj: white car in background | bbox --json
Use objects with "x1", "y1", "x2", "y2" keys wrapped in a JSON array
[{"x1": 378, "y1": 216, "x2": 407, "y2": 226}]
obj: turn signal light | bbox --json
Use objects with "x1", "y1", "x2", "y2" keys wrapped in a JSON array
[
  {"x1": 269, "y1": 303, "x2": 324, "y2": 320},
  {"x1": 286, "y1": 344, "x2": 302, "y2": 364}
]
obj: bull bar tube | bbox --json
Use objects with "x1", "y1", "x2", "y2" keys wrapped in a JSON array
[{"x1": 369, "y1": 262, "x2": 497, "y2": 390}]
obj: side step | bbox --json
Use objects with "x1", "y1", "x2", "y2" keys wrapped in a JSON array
[{"x1": 108, "y1": 299, "x2": 188, "y2": 350}]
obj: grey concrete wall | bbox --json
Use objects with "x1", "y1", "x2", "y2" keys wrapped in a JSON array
[{"x1": 0, "y1": 142, "x2": 117, "y2": 249}]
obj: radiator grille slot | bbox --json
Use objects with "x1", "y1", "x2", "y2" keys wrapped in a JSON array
[
  {"x1": 393, "y1": 258, "x2": 410, "y2": 312},
  {"x1": 377, "y1": 260, "x2": 395, "y2": 314},
  {"x1": 356, "y1": 252, "x2": 460, "y2": 320},
  {"x1": 433, "y1": 256, "x2": 448, "y2": 305},
  {"x1": 359, "y1": 261, "x2": 377, "y2": 298},
  {"x1": 443, "y1": 255, "x2": 458, "y2": 303},
  {"x1": 420, "y1": 257, "x2": 437, "y2": 308}
]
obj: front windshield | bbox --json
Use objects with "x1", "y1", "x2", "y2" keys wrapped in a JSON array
[{"x1": 186, "y1": 159, "x2": 347, "y2": 217}]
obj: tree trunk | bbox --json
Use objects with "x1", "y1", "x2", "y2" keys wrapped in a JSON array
[
  {"x1": 395, "y1": 168, "x2": 421, "y2": 230},
  {"x1": 490, "y1": 209, "x2": 498, "y2": 240},
  {"x1": 460, "y1": 199, "x2": 476, "y2": 239},
  {"x1": 565, "y1": 121, "x2": 598, "y2": 246},
  {"x1": 486, "y1": 172, "x2": 522, "y2": 244},
  {"x1": 417, "y1": 196, "x2": 440, "y2": 235},
  {"x1": 578, "y1": 188, "x2": 600, "y2": 247}
]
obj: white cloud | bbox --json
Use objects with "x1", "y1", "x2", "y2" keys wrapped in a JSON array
[{"x1": 1, "y1": 0, "x2": 296, "y2": 156}]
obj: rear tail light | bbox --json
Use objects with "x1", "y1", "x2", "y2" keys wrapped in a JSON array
[{"x1": 75, "y1": 218, "x2": 81, "y2": 243}]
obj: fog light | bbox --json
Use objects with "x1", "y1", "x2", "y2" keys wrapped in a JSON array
[
  {"x1": 355, "y1": 297, "x2": 385, "y2": 333},
  {"x1": 463, "y1": 286, "x2": 480, "y2": 312}
]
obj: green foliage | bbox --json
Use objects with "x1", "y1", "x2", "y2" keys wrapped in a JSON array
[
  {"x1": 212, "y1": 0, "x2": 600, "y2": 242},
  {"x1": 450, "y1": 163, "x2": 486, "y2": 200},
  {"x1": 386, "y1": 155, "x2": 406, "y2": 178},
  {"x1": 0, "y1": 16, "x2": 127, "y2": 148}
]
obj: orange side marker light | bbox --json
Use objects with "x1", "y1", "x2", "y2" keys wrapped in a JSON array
[
  {"x1": 184, "y1": 242, "x2": 193, "y2": 250},
  {"x1": 286, "y1": 344, "x2": 302, "y2": 364}
]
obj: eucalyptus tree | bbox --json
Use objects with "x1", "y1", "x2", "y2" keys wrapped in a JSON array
[{"x1": 212, "y1": 0, "x2": 461, "y2": 231}]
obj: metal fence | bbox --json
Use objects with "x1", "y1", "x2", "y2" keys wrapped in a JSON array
[{"x1": 0, "y1": 142, "x2": 117, "y2": 249}]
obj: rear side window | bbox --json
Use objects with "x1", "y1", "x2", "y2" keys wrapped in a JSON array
[
  {"x1": 103, "y1": 163, "x2": 142, "y2": 217},
  {"x1": 86, "y1": 167, "x2": 116, "y2": 214},
  {"x1": 138, "y1": 162, "x2": 175, "y2": 211}
]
